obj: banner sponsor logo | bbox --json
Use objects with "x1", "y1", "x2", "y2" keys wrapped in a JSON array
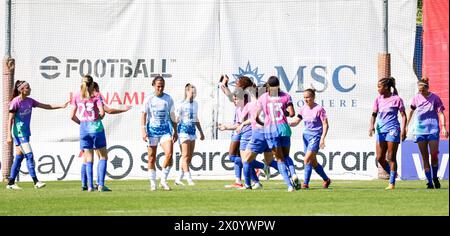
[
  {"x1": 40, "y1": 56, "x2": 175, "y2": 80},
  {"x1": 401, "y1": 140, "x2": 449, "y2": 180}
]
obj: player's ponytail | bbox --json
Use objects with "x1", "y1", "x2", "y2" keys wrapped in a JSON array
[
  {"x1": 389, "y1": 77, "x2": 398, "y2": 95},
  {"x1": 80, "y1": 75, "x2": 94, "y2": 99},
  {"x1": 380, "y1": 77, "x2": 398, "y2": 96}
]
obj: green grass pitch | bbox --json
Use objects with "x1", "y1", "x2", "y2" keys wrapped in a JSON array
[{"x1": 0, "y1": 180, "x2": 448, "y2": 216}]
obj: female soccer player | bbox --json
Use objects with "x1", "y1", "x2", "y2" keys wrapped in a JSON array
[
  {"x1": 255, "y1": 76, "x2": 298, "y2": 192},
  {"x1": 406, "y1": 77, "x2": 448, "y2": 188},
  {"x1": 218, "y1": 75, "x2": 254, "y2": 188},
  {"x1": 369, "y1": 77, "x2": 407, "y2": 190},
  {"x1": 237, "y1": 84, "x2": 277, "y2": 190},
  {"x1": 6, "y1": 80, "x2": 69, "y2": 190},
  {"x1": 79, "y1": 82, "x2": 131, "y2": 191},
  {"x1": 71, "y1": 75, "x2": 109, "y2": 192},
  {"x1": 289, "y1": 88, "x2": 331, "y2": 189},
  {"x1": 141, "y1": 76, "x2": 178, "y2": 191},
  {"x1": 174, "y1": 83, "x2": 205, "y2": 186}
]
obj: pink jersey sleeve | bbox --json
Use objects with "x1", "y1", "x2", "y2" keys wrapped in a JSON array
[
  {"x1": 372, "y1": 97, "x2": 379, "y2": 112},
  {"x1": 434, "y1": 95, "x2": 445, "y2": 113},
  {"x1": 319, "y1": 107, "x2": 327, "y2": 121},
  {"x1": 397, "y1": 96, "x2": 405, "y2": 112},
  {"x1": 30, "y1": 98, "x2": 40, "y2": 107},
  {"x1": 410, "y1": 95, "x2": 417, "y2": 108},
  {"x1": 9, "y1": 98, "x2": 19, "y2": 112},
  {"x1": 71, "y1": 93, "x2": 79, "y2": 106}
]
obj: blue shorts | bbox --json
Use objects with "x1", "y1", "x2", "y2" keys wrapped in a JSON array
[
  {"x1": 231, "y1": 131, "x2": 242, "y2": 142},
  {"x1": 239, "y1": 128, "x2": 252, "y2": 151},
  {"x1": 413, "y1": 133, "x2": 440, "y2": 143},
  {"x1": 13, "y1": 136, "x2": 30, "y2": 146},
  {"x1": 80, "y1": 131, "x2": 107, "y2": 150},
  {"x1": 376, "y1": 128, "x2": 400, "y2": 143},
  {"x1": 303, "y1": 133, "x2": 321, "y2": 153},
  {"x1": 247, "y1": 129, "x2": 271, "y2": 154},
  {"x1": 266, "y1": 135, "x2": 291, "y2": 149}
]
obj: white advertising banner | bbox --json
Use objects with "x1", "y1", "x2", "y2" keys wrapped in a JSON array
[
  {"x1": 1, "y1": 0, "x2": 418, "y2": 181},
  {"x1": 12, "y1": 140, "x2": 379, "y2": 182}
]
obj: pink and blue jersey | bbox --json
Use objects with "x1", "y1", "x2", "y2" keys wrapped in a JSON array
[
  {"x1": 257, "y1": 91, "x2": 293, "y2": 138},
  {"x1": 410, "y1": 93, "x2": 445, "y2": 135},
  {"x1": 241, "y1": 100, "x2": 264, "y2": 130},
  {"x1": 71, "y1": 92, "x2": 104, "y2": 135},
  {"x1": 298, "y1": 103, "x2": 327, "y2": 135},
  {"x1": 9, "y1": 97, "x2": 40, "y2": 138},
  {"x1": 373, "y1": 94, "x2": 405, "y2": 133}
]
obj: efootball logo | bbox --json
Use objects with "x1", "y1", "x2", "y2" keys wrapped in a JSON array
[{"x1": 230, "y1": 61, "x2": 265, "y2": 86}]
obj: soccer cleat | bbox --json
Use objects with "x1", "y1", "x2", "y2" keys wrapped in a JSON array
[
  {"x1": 301, "y1": 183, "x2": 309, "y2": 189},
  {"x1": 291, "y1": 175, "x2": 301, "y2": 190},
  {"x1": 252, "y1": 182, "x2": 263, "y2": 190},
  {"x1": 6, "y1": 184, "x2": 22, "y2": 190},
  {"x1": 98, "y1": 185, "x2": 112, "y2": 192},
  {"x1": 287, "y1": 186, "x2": 295, "y2": 192},
  {"x1": 263, "y1": 165, "x2": 270, "y2": 181},
  {"x1": 385, "y1": 184, "x2": 395, "y2": 190},
  {"x1": 187, "y1": 180, "x2": 196, "y2": 186},
  {"x1": 238, "y1": 185, "x2": 252, "y2": 190},
  {"x1": 224, "y1": 183, "x2": 244, "y2": 188},
  {"x1": 150, "y1": 183, "x2": 157, "y2": 191},
  {"x1": 426, "y1": 183, "x2": 434, "y2": 189},
  {"x1": 81, "y1": 186, "x2": 88, "y2": 191},
  {"x1": 174, "y1": 180, "x2": 185, "y2": 186},
  {"x1": 255, "y1": 169, "x2": 261, "y2": 178},
  {"x1": 159, "y1": 182, "x2": 171, "y2": 191},
  {"x1": 34, "y1": 181, "x2": 46, "y2": 189},
  {"x1": 322, "y1": 179, "x2": 331, "y2": 189},
  {"x1": 87, "y1": 188, "x2": 94, "y2": 192},
  {"x1": 433, "y1": 178, "x2": 441, "y2": 189}
]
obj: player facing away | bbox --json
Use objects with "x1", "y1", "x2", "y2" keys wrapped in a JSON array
[
  {"x1": 174, "y1": 83, "x2": 205, "y2": 186},
  {"x1": 289, "y1": 88, "x2": 331, "y2": 189},
  {"x1": 237, "y1": 84, "x2": 277, "y2": 190},
  {"x1": 6, "y1": 80, "x2": 69, "y2": 190},
  {"x1": 71, "y1": 75, "x2": 110, "y2": 192},
  {"x1": 369, "y1": 77, "x2": 407, "y2": 190},
  {"x1": 141, "y1": 76, "x2": 178, "y2": 191},
  {"x1": 79, "y1": 82, "x2": 131, "y2": 191},
  {"x1": 256, "y1": 76, "x2": 299, "y2": 192},
  {"x1": 218, "y1": 75, "x2": 255, "y2": 188},
  {"x1": 406, "y1": 77, "x2": 448, "y2": 188}
]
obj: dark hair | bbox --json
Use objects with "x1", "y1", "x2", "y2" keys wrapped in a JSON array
[
  {"x1": 152, "y1": 76, "x2": 165, "y2": 86},
  {"x1": 236, "y1": 76, "x2": 256, "y2": 90},
  {"x1": 379, "y1": 77, "x2": 398, "y2": 95},
  {"x1": 93, "y1": 82, "x2": 99, "y2": 92},
  {"x1": 304, "y1": 88, "x2": 316, "y2": 97},
  {"x1": 267, "y1": 76, "x2": 280, "y2": 87},
  {"x1": 12, "y1": 80, "x2": 27, "y2": 100}
]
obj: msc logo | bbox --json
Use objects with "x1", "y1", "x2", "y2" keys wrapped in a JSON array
[
  {"x1": 40, "y1": 56, "x2": 174, "y2": 80},
  {"x1": 230, "y1": 61, "x2": 265, "y2": 86},
  {"x1": 230, "y1": 61, "x2": 357, "y2": 94}
]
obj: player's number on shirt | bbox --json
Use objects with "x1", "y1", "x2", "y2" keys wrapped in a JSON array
[
  {"x1": 78, "y1": 102, "x2": 95, "y2": 121},
  {"x1": 268, "y1": 102, "x2": 283, "y2": 122}
]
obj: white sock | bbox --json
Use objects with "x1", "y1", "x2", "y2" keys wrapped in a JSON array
[
  {"x1": 235, "y1": 178, "x2": 242, "y2": 184},
  {"x1": 186, "y1": 171, "x2": 192, "y2": 182},
  {"x1": 161, "y1": 166, "x2": 172, "y2": 183},
  {"x1": 177, "y1": 171, "x2": 184, "y2": 182},
  {"x1": 149, "y1": 169, "x2": 156, "y2": 183}
]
